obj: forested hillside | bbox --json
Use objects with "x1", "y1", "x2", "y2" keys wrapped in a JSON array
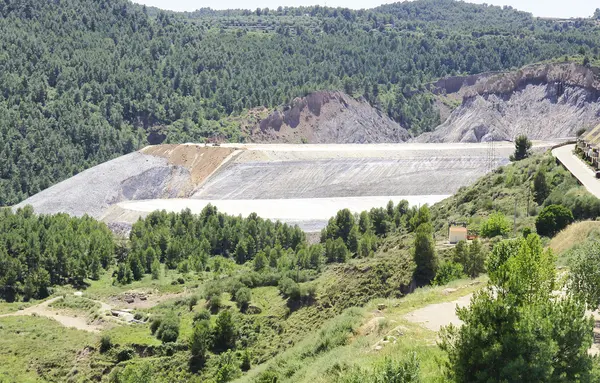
[{"x1": 2, "y1": 0, "x2": 600, "y2": 205}]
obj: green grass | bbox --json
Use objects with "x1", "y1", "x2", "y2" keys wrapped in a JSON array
[
  {"x1": 105, "y1": 323, "x2": 161, "y2": 347},
  {"x1": 235, "y1": 276, "x2": 485, "y2": 383},
  {"x1": 0, "y1": 301, "x2": 34, "y2": 315},
  {"x1": 49, "y1": 295, "x2": 101, "y2": 315},
  {"x1": 0, "y1": 315, "x2": 96, "y2": 382},
  {"x1": 82, "y1": 266, "x2": 193, "y2": 301},
  {"x1": 550, "y1": 221, "x2": 600, "y2": 266}
]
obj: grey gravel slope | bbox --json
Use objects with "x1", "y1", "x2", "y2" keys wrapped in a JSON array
[
  {"x1": 193, "y1": 157, "x2": 508, "y2": 200},
  {"x1": 15, "y1": 152, "x2": 190, "y2": 219},
  {"x1": 418, "y1": 63, "x2": 600, "y2": 143}
]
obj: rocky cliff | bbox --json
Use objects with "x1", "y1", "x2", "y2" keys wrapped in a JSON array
[
  {"x1": 417, "y1": 63, "x2": 600, "y2": 142},
  {"x1": 245, "y1": 91, "x2": 411, "y2": 143}
]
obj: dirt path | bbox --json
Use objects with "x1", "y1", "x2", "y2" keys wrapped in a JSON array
[
  {"x1": 0, "y1": 296, "x2": 112, "y2": 333},
  {"x1": 404, "y1": 294, "x2": 472, "y2": 331},
  {"x1": 404, "y1": 291, "x2": 600, "y2": 356}
]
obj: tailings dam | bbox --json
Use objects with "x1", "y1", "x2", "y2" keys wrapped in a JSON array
[{"x1": 17, "y1": 142, "x2": 558, "y2": 231}]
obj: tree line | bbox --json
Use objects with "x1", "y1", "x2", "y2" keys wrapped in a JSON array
[{"x1": 0, "y1": 206, "x2": 114, "y2": 301}]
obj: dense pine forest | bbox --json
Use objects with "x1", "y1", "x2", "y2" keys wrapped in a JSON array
[{"x1": 1, "y1": 0, "x2": 600, "y2": 205}]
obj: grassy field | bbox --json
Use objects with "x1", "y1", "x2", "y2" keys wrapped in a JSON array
[{"x1": 0, "y1": 315, "x2": 97, "y2": 382}]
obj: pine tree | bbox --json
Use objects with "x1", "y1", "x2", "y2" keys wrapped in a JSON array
[
  {"x1": 533, "y1": 170, "x2": 549, "y2": 204},
  {"x1": 413, "y1": 223, "x2": 437, "y2": 286}
]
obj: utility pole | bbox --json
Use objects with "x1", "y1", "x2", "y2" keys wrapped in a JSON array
[
  {"x1": 513, "y1": 197, "x2": 518, "y2": 235},
  {"x1": 526, "y1": 184, "x2": 531, "y2": 217}
]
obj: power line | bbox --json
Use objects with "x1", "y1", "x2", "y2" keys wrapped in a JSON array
[{"x1": 487, "y1": 139, "x2": 496, "y2": 173}]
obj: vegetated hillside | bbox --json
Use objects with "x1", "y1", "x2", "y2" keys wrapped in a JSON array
[
  {"x1": 375, "y1": 0, "x2": 535, "y2": 31},
  {"x1": 0, "y1": 196, "x2": 424, "y2": 381},
  {"x1": 244, "y1": 91, "x2": 410, "y2": 143},
  {"x1": 549, "y1": 221, "x2": 600, "y2": 259},
  {"x1": 417, "y1": 63, "x2": 600, "y2": 142},
  {"x1": 3, "y1": 0, "x2": 600, "y2": 206},
  {"x1": 5, "y1": 149, "x2": 600, "y2": 381},
  {"x1": 430, "y1": 150, "x2": 600, "y2": 237}
]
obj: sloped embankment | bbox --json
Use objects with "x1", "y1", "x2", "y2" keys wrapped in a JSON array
[
  {"x1": 15, "y1": 145, "x2": 236, "y2": 219},
  {"x1": 418, "y1": 63, "x2": 600, "y2": 142}
]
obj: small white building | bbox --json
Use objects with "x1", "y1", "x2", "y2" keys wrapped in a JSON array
[{"x1": 449, "y1": 226, "x2": 468, "y2": 244}]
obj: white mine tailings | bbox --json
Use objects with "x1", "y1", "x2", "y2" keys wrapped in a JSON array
[{"x1": 17, "y1": 142, "x2": 559, "y2": 232}]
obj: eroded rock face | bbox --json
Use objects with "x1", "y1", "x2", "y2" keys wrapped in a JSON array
[
  {"x1": 249, "y1": 91, "x2": 411, "y2": 144},
  {"x1": 417, "y1": 63, "x2": 600, "y2": 143}
]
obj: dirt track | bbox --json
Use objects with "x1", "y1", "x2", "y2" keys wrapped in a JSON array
[
  {"x1": 404, "y1": 294, "x2": 472, "y2": 331},
  {"x1": 0, "y1": 297, "x2": 110, "y2": 333}
]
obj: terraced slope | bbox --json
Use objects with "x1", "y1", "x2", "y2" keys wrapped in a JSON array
[{"x1": 16, "y1": 142, "x2": 558, "y2": 231}]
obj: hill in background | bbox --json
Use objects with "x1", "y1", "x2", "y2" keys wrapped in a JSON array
[{"x1": 2, "y1": 0, "x2": 600, "y2": 205}]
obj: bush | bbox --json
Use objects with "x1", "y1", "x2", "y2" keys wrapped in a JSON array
[
  {"x1": 240, "y1": 350, "x2": 251, "y2": 371},
  {"x1": 189, "y1": 320, "x2": 212, "y2": 371},
  {"x1": 193, "y1": 309, "x2": 211, "y2": 323},
  {"x1": 433, "y1": 261, "x2": 464, "y2": 286},
  {"x1": 150, "y1": 318, "x2": 162, "y2": 335},
  {"x1": 214, "y1": 350, "x2": 241, "y2": 383},
  {"x1": 115, "y1": 347, "x2": 134, "y2": 362},
  {"x1": 155, "y1": 312, "x2": 180, "y2": 343},
  {"x1": 337, "y1": 354, "x2": 421, "y2": 383},
  {"x1": 213, "y1": 310, "x2": 237, "y2": 352},
  {"x1": 205, "y1": 283, "x2": 223, "y2": 312},
  {"x1": 188, "y1": 295, "x2": 199, "y2": 311},
  {"x1": 278, "y1": 277, "x2": 301, "y2": 300},
  {"x1": 151, "y1": 258, "x2": 161, "y2": 280},
  {"x1": 256, "y1": 371, "x2": 280, "y2": 383},
  {"x1": 536, "y1": 204, "x2": 574, "y2": 237},
  {"x1": 510, "y1": 135, "x2": 531, "y2": 161},
  {"x1": 235, "y1": 286, "x2": 252, "y2": 311},
  {"x1": 480, "y1": 212, "x2": 511, "y2": 238},
  {"x1": 99, "y1": 335, "x2": 113, "y2": 353}
]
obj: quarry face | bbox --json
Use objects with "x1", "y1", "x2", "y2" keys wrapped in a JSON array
[{"x1": 17, "y1": 142, "x2": 558, "y2": 232}]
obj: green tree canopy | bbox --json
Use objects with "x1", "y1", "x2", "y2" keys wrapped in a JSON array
[
  {"x1": 480, "y1": 212, "x2": 511, "y2": 238},
  {"x1": 569, "y1": 241, "x2": 600, "y2": 309},
  {"x1": 413, "y1": 222, "x2": 437, "y2": 286},
  {"x1": 533, "y1": 169, "x2": 549, "y2": 204},
  {"x1": 440, "y1": 235, "x2": 593, "y2": 382},
  {"x1": 511, "y1": 135, "x2": 532, "y2": 161},
  {"x1": 535, "y1": 204, "x2": 574, "y2": 237}
]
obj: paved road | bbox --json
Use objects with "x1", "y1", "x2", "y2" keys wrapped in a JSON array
[{"x1": 552, "y1": 144, "x2": 600, "y2": 198}]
